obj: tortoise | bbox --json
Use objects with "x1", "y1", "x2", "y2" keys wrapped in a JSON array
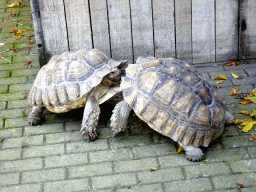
[
  {"x1": 28, "y1": 48, "x2": 126, "y2": 141},
  {"x1": 111, "y1": 57, "x2": 234, "y2": 161}
]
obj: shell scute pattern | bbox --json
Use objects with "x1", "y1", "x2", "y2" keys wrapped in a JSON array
[
  {"x1": 28, "y1": 49, "x2": 112, "y2": 108},
  {"x1": 121, "y1": 57, "x2": 226, "y2": 147}
]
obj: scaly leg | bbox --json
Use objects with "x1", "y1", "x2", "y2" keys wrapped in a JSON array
[
  {"x1": 28, "y1": 106, "x2": 45, "y2": 125},
  {"x1": 80, "y1": 95, "x2": 100, "y2": 142},
  {"x1": 110, "y1": 100, "x2": 132, "y2": 137},
  {"x1": 179, "y1": 142, "x2": 204, "y2": 161}
]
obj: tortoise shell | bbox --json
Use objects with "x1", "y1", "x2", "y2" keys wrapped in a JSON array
[
  {"x1": 28, "y1": 49, "x2": 121, "y2": 111},
  {"x1": 121, "y1": 57, "x2": 226, "y2": 147}
]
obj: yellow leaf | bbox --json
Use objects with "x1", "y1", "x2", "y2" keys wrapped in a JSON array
[
  {"x1": 240, "y1": 120, "x2": 256, "y2": 126},
  {"x1": 250, "y1": 88, "x2": 256, "y2": 96},
  {"x1": 213, "y1": 65, "x2": 218, "y2": 67},
  {"x1": 204, "y1": 159, "x2": 209, "y2": 162},
  {"x1": 239, "y1": 100, "x2": 251, "y2": 104},
  {"x1": 215, "y1": 80, "x2": 223, "y2": 84},
  {"x1": 229, "y1": 87, "x2": 238, "y2": 95},
  {"x1": 250, "y1": 109, "x2": 256, "y2": 117},
  {"x1": 235, "y1": 119, "x2": 243, "y2": 124},
  {"x1": 7, "y1": 2, "x2": 20, "y2": 8},
  {"x1": 239, "y1": 109, "x2": 251, "y2": 115},
  {"x1": 231, "y1": 72, "x2": 241, "y2": 79},
  {"x1": 213, "y1": 75, "x2": 228, "y2": 80},
  {"x1": 244, "y1": 96, "x2": 256, "y2": 104},
  {"x1": 241, "y1": 122, "x2": 254, "y2": 132},
  {"x1": 177, "y1": 147, "x2": 184, "y2": 153},
  {"x1": 150, "y1": 167, "x2": 158, "y2": 172}
]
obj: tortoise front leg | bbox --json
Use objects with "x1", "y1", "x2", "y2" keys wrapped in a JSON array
[
  {"x1": 178, "y1": 142, "x2": 204, "y2": 161},
  {"x1": 28, "y1": 106, "x2": 45, "y2": 125},
  {"x1": 110, "y1": 100, "x2": 132, "y2": 137},
  {"x1": 80, "y1": 95, "x2": 100, "y2": 142}
]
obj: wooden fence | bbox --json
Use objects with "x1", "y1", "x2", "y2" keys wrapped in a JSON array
[{"x1": 30, "y1": 0, "x2": 256, "y2": 66}]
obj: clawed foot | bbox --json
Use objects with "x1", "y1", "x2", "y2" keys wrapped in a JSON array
[
  {"x1": 27, "y1": 106, "x2": 44, "y2": 126},
  {"x1": 28, "y1": 116, "x2": 42, "y2": 126},
  {"x1": 80, "y1": 128, "x2": 98, "y2": 142},
  {"x1": 179, "y1": 143, "x2": 204, "y2": 162}
]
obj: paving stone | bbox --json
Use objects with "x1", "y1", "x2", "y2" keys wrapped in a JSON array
[
  {"x1": 159, "y1": 154, "x2": 198, "y2": 167},
  {"x1": 221, "y1": 136, "x2": 256, "y2": 149},
  {"x1": 116, "y1": 184, "x2": 163, "y2": 192},
  {"x1": 0, "y1": 70, "x2": 11, "y2": 78},
  {"x1": 24, "y1": 123, "x2": 64, "y2": 135},
  {"x1": 0, "y1": 118, "x2": 3, "y2": 129},
  {"x1": 212, "y1": 173, "x2": 256, "y2": 190},
  {"x1": 0, "y1": 148, "x2": 21, "y2": 160},
  {"x1": 0, "y1": 158, "x2": 42, "y2": 173},
  {"x1": 8, "y1": 99, "x2": 30, "y2": 109},
  {"x1": 44, "y1": 179, "x2": 90, "y2": 192},
  {"x1": 0, "y1": 76, "x2": 27, "y2": 85},
  {"x1": 209, "y1": 69, "x2": 248, "y2": 79},
  {"x1": 184, "y1": 162, "x2": 231, "y2": 179},
  {"x1": 196, "y1": 65, "x2": 225, "y2": 73},
  {"x1": 114, "y1": 158, "x2": 158, "y2": 173},
  {"x1": 138, "y1": 168, "x2": 183, "y2": 184},
  {"x1": 45, "y1": 153, "x2": 88, "y2": 168},
  {"x1": 23, "y1": 144, "x2": 64, "y2": 158},
  {"x1": 22, "y1": 168, "x2": 66, "y2": 183},
  {"x1": 45, "y1": 131, "x2": 84, "y2": 144},
  {"x1": 90, "y1": 148, "x2": 133, "y2": 163},
  {"x1": 0, "y1": 92, "x2": 26, "y2": 102},
  {"x1": 217, "y1": 85, "x2": 254, "y2": 96},
  {"x1": 68, "y1": 162, "x2": 113, "y2": 178},
  {"x1": 12, "y1": 68, "x2": 39, "y2": 77},
  {"x1": 247, "y1": 146, "x2": 256, "y2": 158},
  {"x1": 92, "y1": 173, "x2": 137, "y2": 189},
  {"x1": 109, "y1": 135, "x2": 152, "y2": 149},
  {"x1": 66, "y1": 139, "x2": 108, "y2": 153},
  {"x1": 9, "y1": 83, "x2": 33, "y2": 92},
  {"x1": 0, "y1": 101, "x2": 6, "y2": 110},
  {"x1": 0, "y1": 108, "x2": 26, "y2": 118},
  {"x1": 164, "y1": 178, "x2": 213, "y2": 192},
  {"x1": 231, "y1": 76, "x2": 256, "y2": 86},
  {"x1": 2, "y1": 135, "x2": 43, "y2": 149},
  {"x1": 0, "y1": 172, "x2": 20, "y2": 186},
  {"x1": 229, "y1": 159, "x2": 256, "y2": 173},
  {"x1": 0, "y1": 128, "x2": 22, "y2": 138},
  {"x1": 241, "y1": 187, "x2": 256, "y2": 192},
  {"x1": 0, "y1": 184, "x2": 41, "y2": 192}
]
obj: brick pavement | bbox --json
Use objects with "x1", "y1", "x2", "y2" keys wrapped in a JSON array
[{"x1": 0, "y1": 0, "x2": 256, "y2": 191}]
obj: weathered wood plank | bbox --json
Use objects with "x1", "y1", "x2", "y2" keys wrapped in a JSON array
[
  {"x1": 108, "y1": 0, "x2": 133, "y2": 63},
  {"x1": 192, "y1": 0, "x2": 215, "y2": 63},
  {"x1": 152, "y1": 0, "x2": 175, "y2": 58},
  {"x1": 240, "y1": 0, "x2": 256, "y2": 59},
  {"x1": 64, "y1": 0, "x2": 92, "y2": 52},
  {"x1": 89, "y1": 0, "x2": 111, "y2": 57},
  {"x1": 38, "y1": 0, "x2": 69, "y2": 60},
  {"x1": 130, "y1": 0, "x2": 154, "y2": 61},
  {"x1": 216, "y1": 0, "x2": 238, "y2": 61},
  {"x1": 175, "y1": 0, "x2": 192, "y2": 64}
]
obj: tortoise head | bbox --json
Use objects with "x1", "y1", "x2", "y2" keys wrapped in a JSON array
[{"x1": 101, "y1": 67, "x2": 122, "y2": 86}]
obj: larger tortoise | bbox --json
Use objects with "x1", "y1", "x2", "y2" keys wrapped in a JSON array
[
  {"x1": 28, "y1": 49, "x2": 126, "y2": 141},
  {"x1": 111, "y1": 57, "x2": 234, "y2": 161}
]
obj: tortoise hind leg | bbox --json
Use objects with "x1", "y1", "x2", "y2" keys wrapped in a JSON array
[
  {"x1": 110, "y1": 100, "x2": 132, "y2": 137},
  {"x1": 225, "y1": 111, "x2": 235, "y2": 124},
  {"x1": 80, "y1": 95, "x2": 100, "y2": 142},
  {"x1": 28, "y1": 106, "x2": 45, "y2": 125},
  {"x1": 178, "y1": 142, "x2": 204, "y2": 161}
]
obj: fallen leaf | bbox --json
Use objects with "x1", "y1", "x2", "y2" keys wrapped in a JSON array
[
  {"x1": 132, "y1": 156, "x2": 138, "y2": 160},
  {"x1": 250, "y1": 132, "x2": 256, "y2": 135},
  {"x1": 240, "y1": 119, "x2": 256, "y2": 126},
  {"x1": 27, "y1": 60, "x2": 32, "y2": 64},
  {"x1": 215, "y1": 80, "x2": 223, "y2": 84},
  {"x1": 213, "y1": 65, "x2": 218, "y2": 67},
  {"x1": 249, "y1": 109, "x2": 256, "y2": 117},
  {"x1": 236, "y1": 183, "x2": 244, "y2": 188},
  {"x1": 9, "y1": 28, "x2": 17, "y2": 33},
  {"x1": 239, "y1": 100, "x2": 251, "y2": 104},
  {"x1": 239, "y1": 109, "x2": 251, "y2": 115},
  {"x1": 231, "y1": 72, "x2": 241, "y2": 79},
  {"x1": 241, "y1": 122, "x2": 254, "y2": 132},
  {"x1": 204, "y1": 159, "x2": 209, "y2": 162},
  {"x1": 9, "y1": 12, "x2": 16, "y2": 17},
  {"x1": 229, "y1": 87, "x2": 238, "y2": 95},
  {"x1": 27, "y1": 34, "x2": 34, "y2": 40},
  {"x1": 177, "y1": 147, "x2": 184, "y2": 153},
  {"x1": 226, "y1": 61, "x2": 238, "y2": 66},
  {"x1": 12, "y1": 49, "x2": 17, "y2": 53},
  {"x1": 213, "y1": 75, "x2": 228, "y2": 80},
  {"x1": 244, "y1": 96, "x2": 256, "y2": 104},
  {"x1": 250, "y1": 88, "x2": 256, "y2": 96},
  {"x1": 214, "y1": 85, "x2": 221, "y2": 89},
  {"x1": 7, "y1": 2, "x2": 20, "y2": 8},
  {"x1": 231, "y1": 103, "x2": 236, "y2": 107},
  {"x1": 17, "y1": 29, "x2": 25, "y2": 35},
  {"x1": 150, "y1": 167, "x2": 158, "y2": 172},
  {"x1": 28, "y1": 40, "x2": 36, "y2": 45},
  {"x1": 234, "y1": 119, "x2": 243, "y2": 124},
  {"x1": 249, "y1": 137, "x2": 255, "y2": 141}
]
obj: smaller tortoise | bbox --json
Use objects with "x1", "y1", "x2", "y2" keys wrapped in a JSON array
[
  {"x1": 111, "y1": 57, "x2": 234, "y2": 161},
  {"x1": 28, "y1": 49, "x2": 126, "y2": 141}
]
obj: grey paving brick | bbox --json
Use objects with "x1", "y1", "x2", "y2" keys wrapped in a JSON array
[
  {"x1": 116, "y1": 184, "x2": 163, "y2": 192},
  {"x1": 46, "y1": 131, "x2": 84, "y2": 144},
  {"x1": 44, "y1": 179, "x2": 90, "y2": 192},
  {"x1": 221, "y1": 136, "x2": 256, "y2": 149},
  {"x1": 0, "y1": 76, "x2": 27, "y2": 85},
  {"x1": 0, "y1": 108, "x2": 26, "y2": 118},
  {"x1": 23, "y1": 144, "x2": 64, "y2": 158},
  {"x1": 66, "y1": 139, "x2": 108, "y2": 153},
  {"x1": 0, "y1": 172, "x2": 20, "y2": 186},
  {"x1": 0, "y1": 92, "x2": 26, "y2": 102},
  {"x1": 0, "y1": 148, "x2": 21, "y2": 161},
  {"x1": 0, "y1": 118, "x2": 3, "y2": 129},
  {"x1": 9, "y1": 83, "x2": 33, "y2": 93},
  {"x1": 229, "y1": 159, "x2": 256, "y2": 173},
  {"x1": 184, "y1": 162, "x2": 231, "y2": 179},
  {"x1": 212, "y1": 173, "x2": 256, "y2": 190},
  {"x1": 196, "y1": 65, "x2": 225, "y2": 73},
  {"x1": 109, "y1": 135, "x2": 152, "y2": 149},
  {"x1": 24, "y1": 123, "x2": 64, "y2": 135},
  {"x1": 0, "y1": 85, "x2": 8, "y2": 94},
  {"x1": 22, "y1": 168, "x2": 66, "y2": 183},
  {"x1": 0, "y1": 158, "x2": 42, "y2": 173},
  {"x1": 133, "y1": 143, "x2": 177, "y2": 158},
  {"x1": 92, "y1": 173, "x2": 137, "y2": 189},
  {"x1": 248, "y1": 146, "x2": 256, "y2": 158},
  {"x1": 209, "y1": 69, "x2": 248, "y2": 79},
  {"x1": 0, "y1": 128, "x2": 22, "y2": 138},
  {"x1": 0, "y1": 184, "x2": 41, "y2": 192},
  {"x1": 138, "y1": 168, "x2": 183, "y2": 184},
  {"x1": 164, "y1": 178, "x2": 213, "y2": 192},
  {"x1": 2, "y1": 135, "x2": 43, "y2": 149},
  {"x1": 5, "y1": 117, "x2": 29, "y2": 128},
  {"x1": 244, "y1": 67, "x2": 256, "y2": 76},
  {"x1": 12, "y1": 68, "x2": 39, "y2": 77},
  {"x1": 241, "y1": 187, "x2": 256, "y2": 192},
  {"x1": 114, "y1": 158, "x2": 158, "y2": 173},
  {"x1": 0, "y1": 101, "x2": 6, "y2": 110},
  {"x1": 231, "y1": 76, "x2": 256, "y2": 86},
  {"x1": 159, "y1": 154, "x2": 197, "y2": 167},
  {"x1": 68, "y1": 162, "x2": 113, "y2": 178},
  {"x1": 217, "y1": 85, "x2": 254, "y2": 96},
  {"x1": 45, "y1": 153, "x2": 88, "y2": 168},
  {"x1": 8, "y1": 99, "x2": 30, "y2": 109},
  {"x1": 0, "y1": 70, "x2": 11, "y2": 78}
]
